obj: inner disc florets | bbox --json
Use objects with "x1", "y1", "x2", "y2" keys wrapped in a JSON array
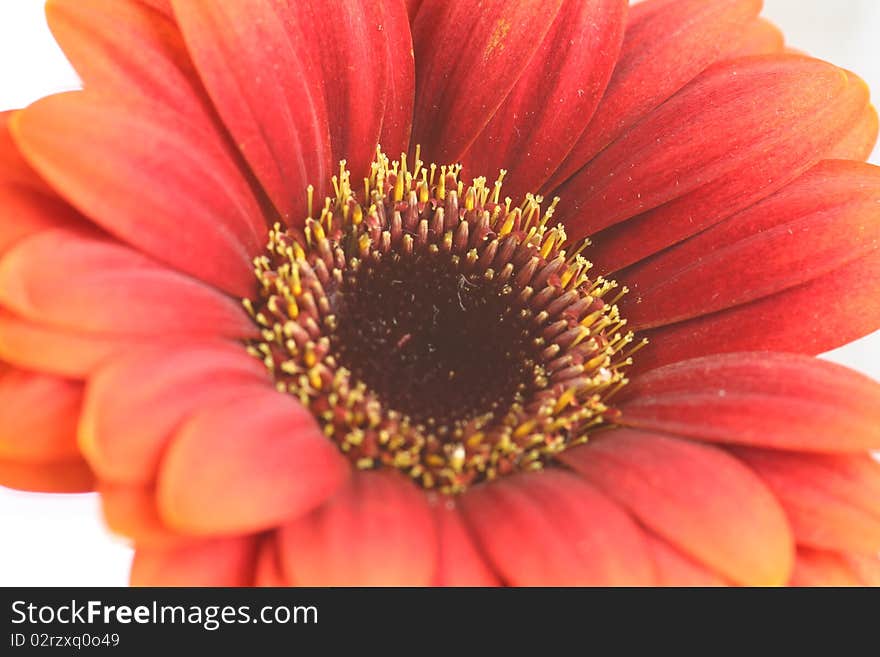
[{"x1": 244, "y1": 149, "x2": 640, "y2": 493}]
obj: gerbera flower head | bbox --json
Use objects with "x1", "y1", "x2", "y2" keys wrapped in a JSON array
[{"x1": 1, "y1": 0, "x2": 879, "y2": 587}]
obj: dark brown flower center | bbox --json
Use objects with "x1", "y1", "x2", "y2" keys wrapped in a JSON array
[{"x1": 244, "y1": 150, "x2": 640, "y2": 493}]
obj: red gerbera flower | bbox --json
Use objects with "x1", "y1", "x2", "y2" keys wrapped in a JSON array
[{"x1": 1, "y1": 0, "x2": 879, "y2": 586}]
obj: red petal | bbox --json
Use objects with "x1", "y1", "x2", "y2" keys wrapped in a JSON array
[
  {"x1": 0, "y1": 457, "x2": 93, "y2": 493},
  {"x1": 13, "y1": 92, "x2": 265, "y2": 297},
  {"x1": 618, "y1": 352, "x2": 880, "y2": 452},
  {"x1": 460, "y1": 0, "x2": 627, "y2": 200},
  {"x1": 158, "y1": 389, "x2": 349, "y2": 535},
  {"x1": 0, "y1": 184, "x2": 83, "y2": 256},
  {"x1": 170, "y1": 0, "x2": 332, "y2": 223},
  {"x1": 411, "y1": 0, "x2": 564, "y2": 163},
  {"x1": 278, "y1": 471, "x2": 437, "y2": 586},
  {"x1": 560, "y1": 56, "x2": 867, "y2": 254},
  {"x1": 733, "y1": 448, "x2": 880, "y2": 553},
  {"x1": 138, "y1": 0, "x2": 171, "y2": 16},
  {"x1": 80, "y1": 342, "x2": 270, "y2": 484},
  {"x1": 131, "y1": 536, "x2": 258, "y2": 586},
  {"x1": 621, "y1": 160, "x2": 880, "y2": 330},
  {"x1": 0, "y1": 229, "x2": 256, "y2": 338},
  {"x1": 254, "y1": 534, "x2": 287, "y2": 587},
  {"x1": 544, "y1": 0, "x2": 762, "y2": 192},
  {"x1": 296, "y1": 1, "x2": 414, "y2": 175},
  {"x1": 646, "y1": 535, "x2": 728, "y2": 587},
  {"x1": 789, "y1": 547, "x2": 862, "y2": 586},
  {"x1": 100, "y1": 484, "x2": 187, "y2": 547},
  {"x1": 431, "y1": 502, "x2": 500, "y2": 586},
  {"x1": 562, "y1": 431, "x2": 793, "y2": 586},
  {"x1": 460, "y1": 469, "x2": 655, "y2": 585},
  {"x1": 0, "y1": 368, "x2": 82, "y2": 463},
  {"x1": 635, "y1": 250, "x2": 880, "y2": 370}
]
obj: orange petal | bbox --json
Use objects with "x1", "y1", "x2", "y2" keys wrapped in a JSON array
[
  {"x1": 99, "y1": 484, "x2": 188, "y2": 547},
  {"x1": 158, "y1": 389, "x2": 349, "y2": 535},
  {"x1": 460, "y1": 469, "x2": 655, "y2": 585},
  {"x1": 562, "y1": 431, "x2": 793, "y2": 586},
  {"x1": 646, "y1": 535, "x2": 728, "y2": 587},
  {"x1": 828, "y1": 103, "x2": 878, "y2": 161},
  {"x1": 619, "y1": 352, "x2": 880, "y2": 452},
  {"x1": 0, "y1": 183, "x2": 84, "y2": 256},
  {"x1": 46, "y1": 0, "x2": 215, "y2": 125},
  {"x1": 80, "y1": 342, "x2": 271, "y2": 484},
  {"x1": 0, "y1": 308, "x2": 144, "y2": 378},
  {"x1": 13, "y1": 92, "x2": 266, "y2": 297},
  {"x1": 411, "y1": 0, "x2": 564, "y2": 164},
  {"x1": 0, "y1": 110, "x2": 50, "y2": 192},
  {"x1": 0, "y1": 457, "x2": 93, "y2": 493},
  {"x1": 0, "y1": 367, "x2": 82, "y2": 463},
  {"x1": 733, "y1": 448, "x2": 880, "y2": 553},
  {"x1": 726, "y1": 17, "x2": 785, "y2": 57},
  {"x1": 431, "y1": 502, "x2": 500, "y2": 586},
  {"x1": 0, "y1": 229, "x2": 256, "y2": 338},
  {"x1": 131, "y1": 536, "x2": 257, "y2": 586},
  {"x1": 278, "y1": 471, "x2": 437, "y2": 586}
]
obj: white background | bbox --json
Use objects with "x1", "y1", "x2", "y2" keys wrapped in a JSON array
[{"x1": 1, "y1": 0, "x2": 878, "y2": 585}]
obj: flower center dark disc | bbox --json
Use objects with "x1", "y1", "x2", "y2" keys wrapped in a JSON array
[
  {"x1": 331, "y1": 252, "x2": 537, "y2": 427},
  {"x1": 244, "y1": 150, "x2": 638, "y2": 492}
]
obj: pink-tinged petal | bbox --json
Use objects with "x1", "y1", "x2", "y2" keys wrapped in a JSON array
[
  {"x1": 0, "y1": 184, "x2": 84, "y2": 256},
  {"x1": 80, "y1": 343, "x2": 271, "y2": 484},
  {"x1": 726, "y1": 18, "x2": 785, "y2": 57},
  {"x1": 635, "y1": 250, "x2": 880, "y2": 370},
  {"x1": 47, "y1": 0, "x2": 211, "y2": 124},
  {"x1": 732, "y1": 448, "x2": 880, "y2": 553},
  {"x1": 828, "y1": 103, "x2": 878, "y2": 161},
  {"x1": 0, "y1": 111, "x2": 51, "y2": 193},
  {"x1": 461, "y1": 0, "x2": 627, "y2": 200},
  {"x1": 572, "y1": 65, "x2": 868, "y2": 272},
  {"x1": 461, "y1": 469, "x2": 655, "y2": 586},
  {"x1": 646, "y1": 535, "x2": 728, "y2": 587},
  {"x1": 279, "y1": 471, "x2": 437, "y2": 586},
  {"x1": 845, "y1": 553, "x2": 880, "y2": 586},
  {"x1": 561, "y1": 431, "x2": 793, "y2": 586},
  {"x1": 618, "y1": 352, "x2": 880, "y2": 452},
  {"x1": 431, "y1": 502, "x2": 500, "y2": 586},
  {"x1": 621, "y1": 160, "x2": 880, "y2": 330},
  {"x1": 296, "y1": 1, "x2": 414, "y2": 176},
  {"x1": 170, "y1": 0, "x2": 331, "y2": 224},
  {"x1": 0, "y1": 309, "x2": 147, "y2": 378},
  {"x1": 0, "y1": 368, "x2": 82, "y2": 463},
  {"x1": 12, "y1": 92, "x2": 265, "y2": 297},
  {"x1": 559, "y1": 56, "x2": 867, "y2": 254},
  {"x1": 411, "y1": 0, "x2": 564, "y2": 164},
  {"x1": 0, "y1": 229, "x2": 256, "y2": 338},
  {"x1": 789, "y1": 547, "x2": 862, "y2": 586},
  {"x1": 131, "y1": 536, "x2": 257, "y2": 586},
  {"x1": 254, "y1": 535, "x2": 287, "y2": 587},
  {"x1": 544, "y1": 0, "x2": 762, "y2": 192},
  {"x1": 100, "y1": 484, "x2": 188, "y2": 547},
  {"x1": 158, "y1": 390, "x2": 349, "y2": 535},
  {"x1": 0, "y1": 457, "x2": 93, "y2": 493}
]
